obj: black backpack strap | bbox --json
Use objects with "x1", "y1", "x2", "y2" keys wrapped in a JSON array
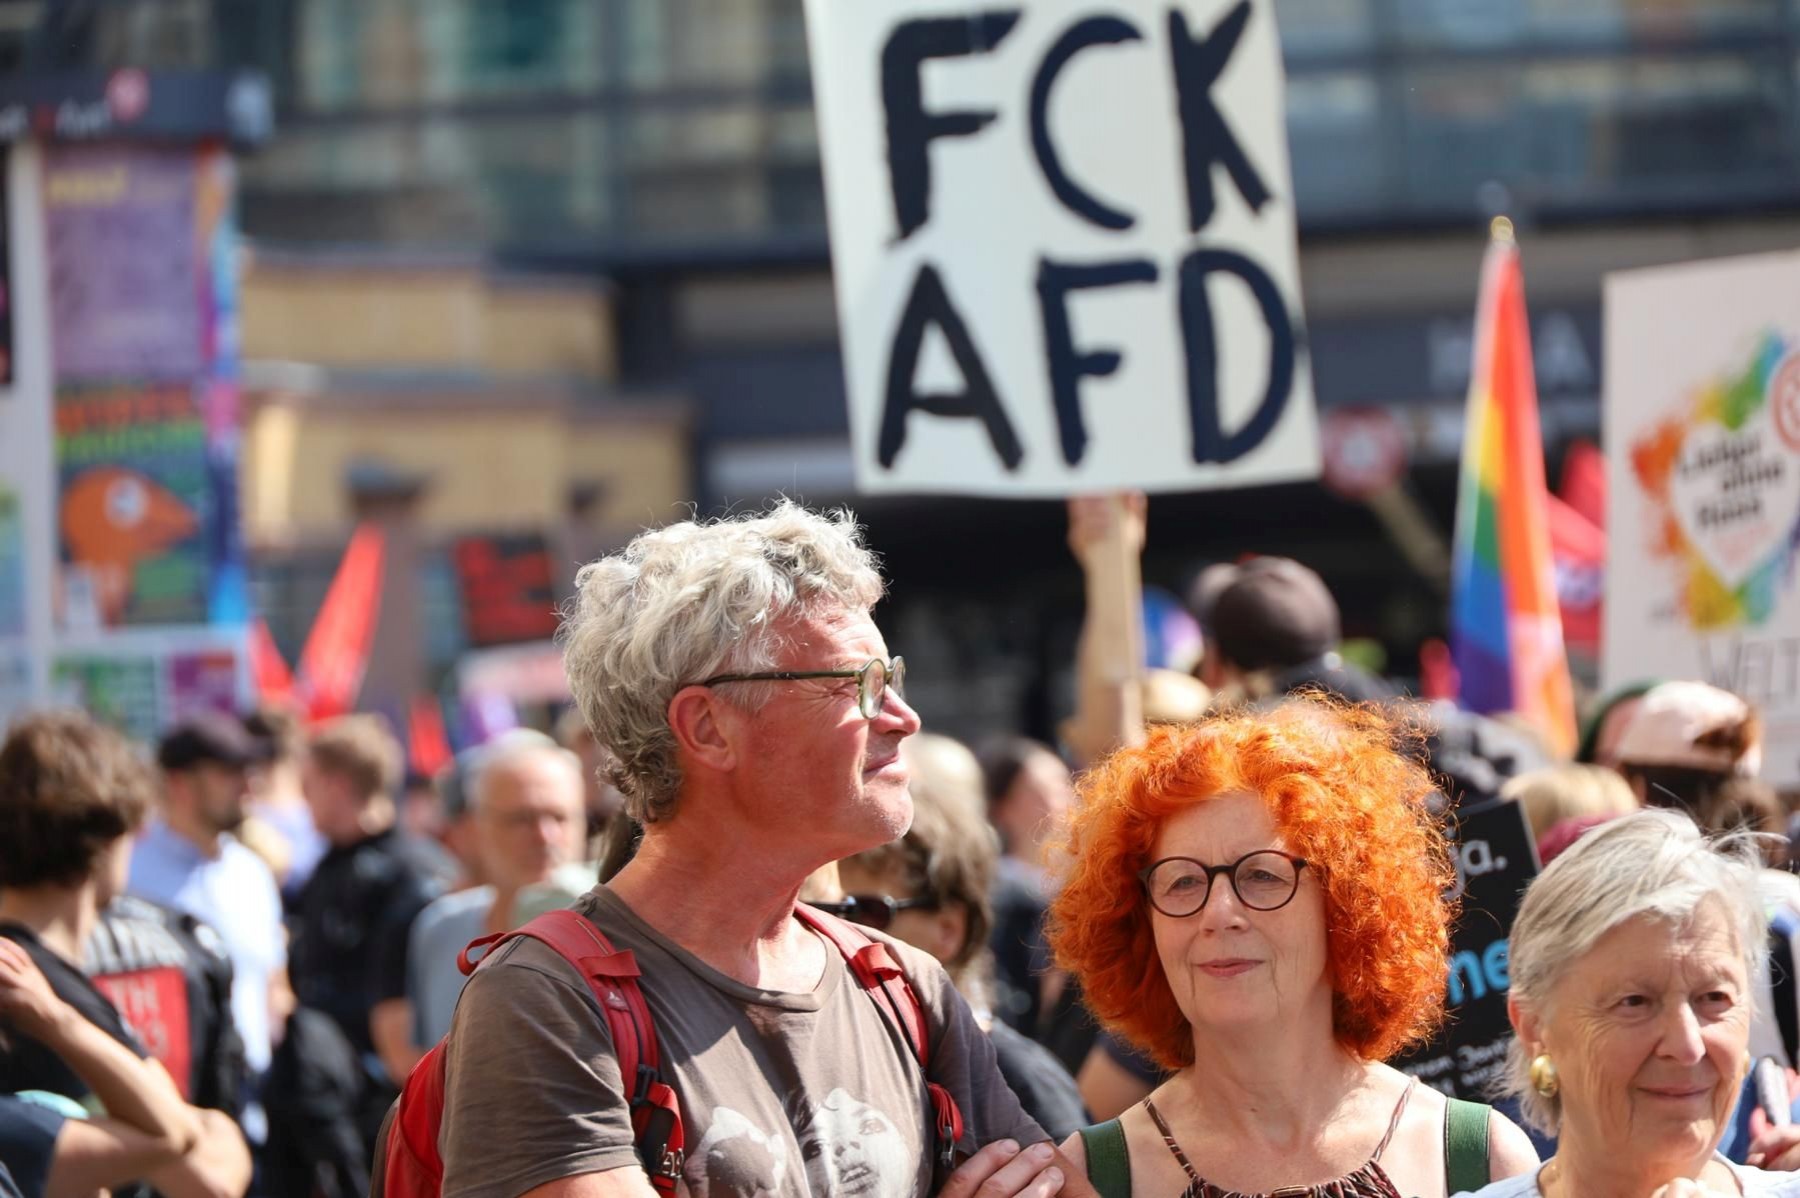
[
  {"x1": 1076, "y1": 1119, "x2": 1131, "y2": 1198},
  {"x1": 1443, "y1": 1098, "x2": 1490, "y2": 1195}
]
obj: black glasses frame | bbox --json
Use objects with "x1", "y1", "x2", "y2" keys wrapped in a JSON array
[
  {"x1": 809, "y1": 893, "x2": 937, "y2": 931},
  {"x1": 698, "y1": 656, "x2": 904, "y2": 720},
  {"x1": 1138, "y1": 850, "x2": 1310, "y2": 917}
]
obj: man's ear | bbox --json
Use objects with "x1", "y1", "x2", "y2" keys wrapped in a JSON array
[{"x1": 667, "y1": 686, "x2": 737, "y2": 775}]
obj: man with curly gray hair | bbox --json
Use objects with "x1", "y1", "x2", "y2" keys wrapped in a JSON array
[{"x1": 436, "y1": 501, "x2": 1080, "y2": 1198}]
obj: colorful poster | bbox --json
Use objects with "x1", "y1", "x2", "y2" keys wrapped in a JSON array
[
  {"x1": 1604, "y1": 252, "x2": 1800, "y2": 787},
  {"x1": 56, "y1": 384, "x2": 211, "y2": 629},
  {"x1": 43, "y1": 146, "x2": 201, "y2": 382},
  {"x1": 165, "y1": 648, "x2": 239, "y2": 722},
  {"x1": 0, "y1": 482, "x2": 22, "y2": 637},
  {"x1": 51, "y1": 654, "x2": 160, "y2": 743}
]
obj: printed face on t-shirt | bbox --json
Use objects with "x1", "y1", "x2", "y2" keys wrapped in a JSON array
[{"x1": 797, "y1": 1088, "x2": 911, "y2": 1198}]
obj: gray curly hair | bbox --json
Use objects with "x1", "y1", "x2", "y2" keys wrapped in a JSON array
[
  {"x1": 558, "y1": 501, "x2": 884, "y2": 823},
  {"x1": 1501, "y1": 807, "x2": 1764, "y2": 1135}
]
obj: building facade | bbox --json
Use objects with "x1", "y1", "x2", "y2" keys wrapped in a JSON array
[{"x1": 13, "y1": 0, "x2": 1800, "y2": 739}]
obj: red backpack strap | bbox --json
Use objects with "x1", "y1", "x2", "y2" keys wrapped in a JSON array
[
  {"x1": 796, "y1": 905, "x2": 964, "y2": 1170},
  {"x1": 471, "y1": 910, "x2": 685, "y2": 1195}
]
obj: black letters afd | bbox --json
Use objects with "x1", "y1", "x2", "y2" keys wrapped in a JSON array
[{"x1": 875, "y1": 5, "x2": 1300, "y2": 473}]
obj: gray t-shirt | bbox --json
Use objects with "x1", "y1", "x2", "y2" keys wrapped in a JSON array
[
  {"x1": 407, "y1": 886, "x2": 493, "y2": 1048},
  {"x1": 439, "y1": 886, "x2": 1045, "y2": 1198}
]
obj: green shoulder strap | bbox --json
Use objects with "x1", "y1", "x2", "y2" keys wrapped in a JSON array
[
  {"x1": 1076, "y1": 1118, "x2": 1131, "y2": 1198},
  {"x1": 1443, "y1": 1098, "x2": 1491, "y2": 1195}
]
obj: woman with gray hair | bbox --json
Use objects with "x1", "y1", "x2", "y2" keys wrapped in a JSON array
[{"x1": 1460, "y1": 809, "x2": 1800, "y2": 1197}]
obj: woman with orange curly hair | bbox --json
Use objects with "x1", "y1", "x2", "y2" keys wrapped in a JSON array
[{"x1": 1050, "y1": 699, "x2": 1538, "y2": 1197}]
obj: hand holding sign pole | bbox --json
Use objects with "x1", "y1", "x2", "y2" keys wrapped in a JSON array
[{"x1": 805, "y1": 0, "x2": 1320, "y2": 497}]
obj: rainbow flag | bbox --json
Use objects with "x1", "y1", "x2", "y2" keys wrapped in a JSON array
[{"x1": 1450, "y1": 221, "x2": 1578, "y2": 758}]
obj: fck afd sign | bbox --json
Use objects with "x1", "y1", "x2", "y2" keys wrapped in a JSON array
[{"x1": 804, "y1": 0, "x2": 1321, "y2": 497}]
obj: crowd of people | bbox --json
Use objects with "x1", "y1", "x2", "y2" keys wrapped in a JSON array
[{"x1": 2, "y1": 497, "x2": 1799, "y2": 1198}]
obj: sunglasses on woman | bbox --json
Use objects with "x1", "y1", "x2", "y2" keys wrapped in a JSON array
[{"x1": 808, "y1": 893, "x2": 937, "y2": 931}]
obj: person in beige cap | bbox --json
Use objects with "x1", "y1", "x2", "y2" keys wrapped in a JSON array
[
  {"x1": 1610, "y1": 681, "x2": 1800, "y2": 1075},
  {"x1": 1610, "y1": 680, "x2": 1763, "y2": 811}
]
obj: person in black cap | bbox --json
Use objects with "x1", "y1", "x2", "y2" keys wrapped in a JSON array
[
  {"x1": 1189, "y1": 556, "x2": 1395, "y2": 705},
  {"x1": 127, "y1": 712, "x2": 289, "y2": 1141}
]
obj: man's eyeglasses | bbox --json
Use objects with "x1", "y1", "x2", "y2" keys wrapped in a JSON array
[
  {"x1": 697, "y1": 656, "x2": 904, "y2": 720},
  {"x1": 1138, "y1": 850, "x2": 1309, "y2": 917},
  {"x1": 809, "y1": 893, "x2": 936, "y2": 932}
]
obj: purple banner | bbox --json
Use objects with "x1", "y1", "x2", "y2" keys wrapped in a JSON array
[{"x1": 44, "y1": 146, "x2": 201, "y2": 382}]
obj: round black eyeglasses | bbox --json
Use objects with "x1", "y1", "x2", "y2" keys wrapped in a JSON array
[{"x1": 1138, "y1": 850, "x2": 1309, "y2": 917}]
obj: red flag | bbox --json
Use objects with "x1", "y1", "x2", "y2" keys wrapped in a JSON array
[
  {"x1": 296, "y1": 524, "x2": 385, "y2": 720},
  {"x1": 249, "y1": 618, "x2": 295, "y2": 704},
  {"x1": 408, "y1": 694, "x2": 452, "y2": 778}
]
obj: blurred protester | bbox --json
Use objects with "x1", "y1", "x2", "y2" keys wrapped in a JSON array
[
  {"x1": 555, "y1": 704, "x2": 626, "y2": 843},
  {"x1": 390, "y1": 737, "x2": 586, "y2": 1073},
  {"x1": 290, "y1": 716, "x2": 448, "y2": 1151},
  {"x1": 259, "y1": 1007, "x2": 367, "y2": 1198},
  {"x1": 432, "y1": 729, "x2": 566, "y2": 891},
  {"x1": 1050, "y1": 701, "x2": 1536, "y2": 1194},
  {"x1": 1465, "y1": 809, "x2": 1800, "y2": 1195},
  {"x1": 836, "y1": 732, "x2": 1089, "y2": 1139},
  {"x1": 982, "y1": 737, "x2": 1077, "y2": 1044},
  {"x1": 437, "y1": 503, "x2": 1069, "y2": 1198},
  {"x1": 431, "y1": 749, "x2": 485, "y2": 888},
  {"x1": 87, "y1": 894, "x2": 246, "y2": 1118},
  {"x1": 0, "y1": 712, "x2": 251, "y2": 1198},
  {"x1": 243, "y1": 705, "x2": 327, "y2": 900},
  {"x1": 1405, "y1": 699, "x2": 1551, "y2": 811},
  {"x1": 398, "y1": 774, "x2": 443, "y2": 844},
  {"x1": 1499, "y1": 762, "x2": 1638, "y2": 847},
  {"x1": 1572, "y1": 679, "x2": 1661, "y2": 769},
  {"x1": 1, "y1": 942, "x2": 201, "y2": 1198},
  {"x1": 1190, "y1": 556, "x2": 1395, "y2": 706},
  {"x1": 128, "y1": 715, "x2": 288, "y2": 1131},
  {"x1": 1611, "y1": 681, "x2": 1762, "y2": 810}
]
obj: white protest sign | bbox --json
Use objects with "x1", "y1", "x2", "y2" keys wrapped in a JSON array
[
  {"x1": 803, "y1": 0, "x2": 1319, "y2": 496},
  {"x1": 1604, "y1": 251, "x2": 1800, "y2": 787}
]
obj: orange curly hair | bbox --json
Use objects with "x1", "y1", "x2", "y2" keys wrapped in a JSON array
[{"x1": 1048, "y1": 698, "x2": 1454, "y2": 1071}]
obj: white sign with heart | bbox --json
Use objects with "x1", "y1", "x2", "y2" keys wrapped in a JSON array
[{"x1": 1666, "y1": 408, "x2": 1800, "y2": 590}]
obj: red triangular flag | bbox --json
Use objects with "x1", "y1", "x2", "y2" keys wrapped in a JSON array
[
  {"x1": 408, "y1": 694, "x2": 452, "y2": 778},
  {"x1": 296, "y1": 524, "x2": 385, "y2": 720},
  {"x1": 250, "y1": 617, "x2": 296, "y2": 705}
]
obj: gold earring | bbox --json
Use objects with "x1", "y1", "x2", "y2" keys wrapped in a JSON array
[{"x1": 1529, "y1": 1054, "x2": 1559, "y2": 1098}]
